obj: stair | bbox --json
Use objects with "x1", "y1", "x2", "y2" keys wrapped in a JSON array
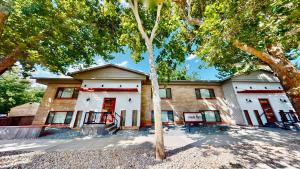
[
  {"x1": 106, "y1": 123, "x2": 119, "y2": 134},
  {"x1": 80, "y1": 123, "x2": 119, "y2": 136}
]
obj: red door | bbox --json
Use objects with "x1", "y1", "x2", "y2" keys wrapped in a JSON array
[
  {"x1": 259, "y1": 99, "x2": 276, "y2": 123},
  {"x1": 101, "y1": 98, "x2": 116, "y2": 123}
]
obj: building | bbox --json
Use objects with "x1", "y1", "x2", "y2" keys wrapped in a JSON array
[
  {"x1": 33, "y1": 64, "x2": 231, "y2": 129},
  {"x1": 222, "y1": 70, "x2": 297, "y2": 126},
  {"x1": 0, "y1": 102, "x2": 39, "y2": 126},
  {"x1": 33, "y1": 64, "x2": 297, "y2": 129}
]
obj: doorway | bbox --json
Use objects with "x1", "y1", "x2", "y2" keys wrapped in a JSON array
[
  {"x1": 101, "y1": 98, "x2": 116, "y2": 123},
  {"x1": 259, "y1": 99, "x2": 277, "y2": 123}
]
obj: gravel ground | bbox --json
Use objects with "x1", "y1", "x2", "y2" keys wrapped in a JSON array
[{"x1": 1, "y1": 126, "x2": 300, "y2": 169}]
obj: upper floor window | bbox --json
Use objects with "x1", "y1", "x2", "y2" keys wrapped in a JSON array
[
  {"x1": 195, "y1": 88, "x2": 215, "y2": 99},
  {"x1": 56, "y1": 87, "x2": 79, "y2": 99},
  {"x1": 159, "y1": 88, "x2": 172, "y2": 99}
]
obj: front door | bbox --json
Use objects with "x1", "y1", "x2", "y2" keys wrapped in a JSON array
[
  {"x1": 259, "y1": 99, "x2": 276, "y2": 123},
  {"x1": 101, "y1": 98, "x2": 116, "y2": 123}
]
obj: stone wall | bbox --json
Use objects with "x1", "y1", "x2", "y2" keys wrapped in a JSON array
[
  {"x1": 141, "y1": 84, "x2": 232, "y2": 126},
  {"x1": 0, "y1": 126, "x2": 42, "y2": 139},
  {"x1": 32, "y1": 83, "x2": 81, "y2": 125}
]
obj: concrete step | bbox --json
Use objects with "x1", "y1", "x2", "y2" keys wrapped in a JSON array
[
  {"x1": 109, "y1": 127, "x2": 119, "y2": 135},
  {"x1": 80, "y1": 123, "x2": 119, "y2": 136}
]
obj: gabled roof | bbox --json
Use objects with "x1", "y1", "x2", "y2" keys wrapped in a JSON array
[
  {"x1": 69, "y1": 64, "x2": 149, "y2": 77},
  {"x1": 221, "y1": 69, "x2": 279, "y2": 83}
]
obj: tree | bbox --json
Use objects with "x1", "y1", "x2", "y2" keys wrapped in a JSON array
[
  {"x1": 157, "y1": 64, "x2": 198, "y2": 81},
  {"x1": 175, "y1": 0, "x2": 300, "y2": 113},
  {"x1": 117, "y1": 0, "x2": 195, "y2": 160},
  {"x1": 0, "y1": 68, "x2": 44, "y2": 114},
  {"x1": 0, "y1": 0, "x2": 121, "y2": 75}
]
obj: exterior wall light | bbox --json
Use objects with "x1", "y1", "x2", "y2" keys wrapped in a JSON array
[
  {"x1": 280, "y1": 98, "x2": 287, "y2": 103},
  {"x1": 246, "y1": 99, "x2": 252, "y2": 103},
  {"x1": 128, "y1": 98, "x2": 132, "y2": 102},
  {"x1": 86, "y1": 98, "x2": 90, "y2": 102}
]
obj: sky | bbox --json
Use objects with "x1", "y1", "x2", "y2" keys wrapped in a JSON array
[{"x1": 32, "y1": 50, "x2": 221, "y2": 80}]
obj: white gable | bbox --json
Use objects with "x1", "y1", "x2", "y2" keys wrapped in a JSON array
[
  {"x1": 72, "y1": 66, "x2": 147, "y2": 80},
  {"x1": 231, "y1": 71, "x2": 279, "y2": 83}
]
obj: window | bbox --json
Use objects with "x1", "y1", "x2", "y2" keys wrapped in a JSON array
[
  {"x1": 56, "y1": 88, "x2": 79, "y2": 99},
  {"x1": 195, "y1": 89, "x2": 215, "y2": 99},
  {"x1": 200, "y1": 110, "x2": 221, "y2": 122},
  {"x1": 159, "y1": 88, "x2": 172, "y2": 99},
  {"x1": 46, "y1": 111, "x2": 73, "y2": 124},
  {"x1": 152, "y1": 111, "x2": 174, "y2": 123},
  {"x1": 121, "y1": 110, "x2": 126, "y2": 126},
  {"x1": 132, "y1": 110, "x2": 138, "y2": 126}
]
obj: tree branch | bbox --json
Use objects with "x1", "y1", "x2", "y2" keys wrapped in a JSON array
[
  {"x1": 174, "y1": 0, "x2": 203, "y2": 26},
  {"x1": 150, "y1": 3, "x2": 163, "y2": 43},
  {"x1": 0, "y1": 11, "x2": 9, "y2": 39},
  {"x1": 233, "y1": 40, "x2": 275, "y2": 65},
  {"x1": 128, "y1": 0, "x2": 150, "y2": 42}
]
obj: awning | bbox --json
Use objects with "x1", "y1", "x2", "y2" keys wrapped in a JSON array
[
  {"x1": 79, "y1": 88, "x2": 138, "y2": 92},
  {"x1": 237, "y1": 89, "x2": 285, "y2": 93}
]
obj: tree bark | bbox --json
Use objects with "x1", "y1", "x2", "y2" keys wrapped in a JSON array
[
  {"x1": 0, "y1": 11, "x2": 8, "y2": 37},
  {"x1": 0, "y1": 48, "x2": 20, "y2": 75},
  {"x1": 129, "y1": 0, "x2": 166, "y2": 160},
  {"x1": 233, "y1": 40, "x2": 300, "y2": 114}
]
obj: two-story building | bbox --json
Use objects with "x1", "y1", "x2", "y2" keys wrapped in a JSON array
[
  {"x1": 33, "y1": 64, "x2": 297, "y2": 129},
  {"x1": 33, "y1": 64, "x2": 231, "y2": 129}
]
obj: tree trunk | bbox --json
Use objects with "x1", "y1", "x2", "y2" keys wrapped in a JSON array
[
  {"x1": 0, "y1": 48, "x2": 20, "y2": 75},
  {"x1": 146, "y1": 42, "x2": 166, "y2": 160},
  {"x1": 0, "y1": 11, "x2": 8, "y2": 37},
  {"x1": 233, "y1": 40, "x2": 300, "y2": 115},
  {"x1": 128, "y1": 0, "x2": 165, "y2": 160}
]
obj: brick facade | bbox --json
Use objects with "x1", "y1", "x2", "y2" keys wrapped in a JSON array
[
  {"x1": 141, "y1": 83, "x2": 232, "y2": 126},
  {"x1": 32, "y1": 83, "x2": 81, "y2": 125}
]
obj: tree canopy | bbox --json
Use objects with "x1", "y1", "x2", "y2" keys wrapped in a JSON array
[
  {"x1": 0, "y1": 68, "x2": 44, "y2": 114},
  {"x1": 119, "y1": 1, "x2": 196, "y2": 77},
  {"x1": 0, "y1": 0, "x2": 122, "y2": 74},
  {"x1": 184, "y1": 0, "x2": 300, "y2": 77}
]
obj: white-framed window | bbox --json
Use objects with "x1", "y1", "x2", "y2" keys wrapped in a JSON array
[
  {"x1": 159, "y1": 88, "x2": 172, "y2": 99},
  {"x1": 195, "y1": 89, "x2": 215, "y2": 99},
  {"x1": 56, "y1": 88, "x2": 79, "y2": 99}
]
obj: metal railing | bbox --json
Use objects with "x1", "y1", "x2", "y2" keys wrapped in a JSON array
[
  {"x1": 83, "y1": 111, "x2": 113, "y2": 125},
  {"x1": 114, "y1": 112, "x2": 121, "y2": 129},
  {"x1": 279, "y1": 110, "x2": 299, "y2": 123}
]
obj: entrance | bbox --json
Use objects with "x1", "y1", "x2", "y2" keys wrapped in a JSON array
[
  {"x1": 101, "y1": 98, "x2": 116, "y2": 123},
  {"x1": 259, "y1": 99, "x2": 277, "y2": 123}
]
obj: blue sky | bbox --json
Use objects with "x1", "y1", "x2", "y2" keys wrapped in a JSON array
[{"x1": 32, "y1": 51, "x2": 221, "y2": 80}]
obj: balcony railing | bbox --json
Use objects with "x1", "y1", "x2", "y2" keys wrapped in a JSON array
[{"x1": 83, "y1": 112, "x2": 114, "y2": 125}]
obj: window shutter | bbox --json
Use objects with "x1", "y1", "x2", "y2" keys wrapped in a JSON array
[
  {"x1": 151, "y1": 111, "x2": 154, "y2": 124},
  {"x1": 167, "y1": 111, "x2": 174, "y2": 122},
  {"x1": 72, "y1": 88, "x2": 79, "y2": 98},
  {"x1": 166, "y1": 88, "x2": 172, "y2": 98},
  {"x1": 201, "y1": 111, "x2": 206, "y2": 122},
  {"x1": 209, "y1": 89, "x2": 215, "y2": 98},
  {"x1": 56, "y1": 88, "x2": 63, "y2": 98},
  {"x1": 195, "y1": 89, "x2": 201, "y2": 99},
  {"x1": 214, "y1": 111, "x2": 221, "y2": 122}
]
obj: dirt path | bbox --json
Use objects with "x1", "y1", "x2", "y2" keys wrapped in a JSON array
[{"x1": 0, "y1": 127, "x2": 299, "y2": 169}]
